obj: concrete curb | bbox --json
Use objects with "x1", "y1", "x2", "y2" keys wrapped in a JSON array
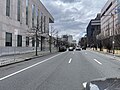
[
  {"x1": 88, "y1": 49, "x2": 120, "y2": 60},
  {"x1": 0, "y1": 51, "x2": 58, "y2": 67}
]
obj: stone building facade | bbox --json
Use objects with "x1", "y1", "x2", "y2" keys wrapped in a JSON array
[{"x1": 0, "y1": 0, "x2": 54, "y2": 56}]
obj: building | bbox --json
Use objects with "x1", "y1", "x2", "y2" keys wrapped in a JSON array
[
  {"x1": 61, "y1": 35, "x2": 68, "y2": 41},
  {"x1": 87, "y1": 14, "x2": 101, "y2": 48},
  {"x1": 68, "y1": 35, "x2": 73, "y2": 44},
  {"x1": 98, "y1": 0, "x2": 120, "y2": 50},
  {"x1": 0, "y1": 0, "x2": 54, "y2": 56}
]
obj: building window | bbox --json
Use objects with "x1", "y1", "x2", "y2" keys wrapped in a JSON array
[
  {"x1": 26, "y1": 37, "x2": 29, "y2": 47},
  {"x1": 37, "y1": 9, "x2": 39, "y2": 27},
  {"x1": 32, "y1": 37, "x2": 35, "y2": 47},
  {"x1": 17, "y1": 0, "x2": 21, "y2": 21},
  {"x1": 44, "y1": 16, "x2": 46, "y2": 33},
  {"x1": 5, "y1": 32, "x2": 12, "y2": 46},
  {"x1": 41, "y1": 12, "x2": 43, "y2": 33},
  {"x1": 17, "y1": 35, "x2": 22, "y2": 47},
  {"x1": 26, "y1": 0, "x2": 29, "y2": 25},
  {"x1": 6, "y1": 0, "x2": 10, "y2": 16},
  {"x1": 32, "y1": 5, "x2": 35, "y2": 27}
]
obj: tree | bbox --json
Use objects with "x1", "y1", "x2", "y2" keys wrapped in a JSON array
[
  {"x1": 27, "y1": 23, "x2": 42, "y2": 56},
  {"x1": 49, "y1": 26, "x2": 59, "y2": 53}
]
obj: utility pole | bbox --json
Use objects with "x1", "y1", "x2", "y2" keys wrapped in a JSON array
[
  {"x1": 49, "y1": 26, "x2": 53, "y2": 53},
  {"x1": 35, "y1": 29, "x2": 38, "y2": 56}
]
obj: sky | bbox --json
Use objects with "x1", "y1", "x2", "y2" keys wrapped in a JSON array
[{"x1": 40, "y1": 0, "x2": 108, "y2": 41}]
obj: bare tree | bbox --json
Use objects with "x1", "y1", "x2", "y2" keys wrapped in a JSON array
[{"x1": 27, "y1": 23, "x2": 42, "y2": 56}]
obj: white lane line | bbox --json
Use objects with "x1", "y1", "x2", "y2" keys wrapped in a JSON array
[
  {"x1": 94, "y1": 59, "x2": 102, "y2": 65},
  {"x1": 0, "y1": 52, "x2": 67, "y2": 81},
  {"x1": 73, "y1": 52, "x2": 74, "y2": 54},
  {"x1": 69, "y1": 58, "x2": 72, "y2": 64},
  {"x1": 85, "y1": 53, "x2": 87, "y2": 54}
]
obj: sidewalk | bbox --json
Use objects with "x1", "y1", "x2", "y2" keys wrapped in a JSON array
[
  {"x1": 88, "y1": 48, "x2": 120, "y2": 60},
  {"x1": 0, "y1": 50, "x2": 58, "y2": 67}
]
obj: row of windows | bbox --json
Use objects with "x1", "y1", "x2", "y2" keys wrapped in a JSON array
[
  {"x1": 5, "y1": 32, "x2": 35, "y2": 47},
  {"x1": 6, "y1": 0, "x2": 21, "y2": 21},
  {"x1": 6, "y1": 0, "x2": 47, "y2": 33}
]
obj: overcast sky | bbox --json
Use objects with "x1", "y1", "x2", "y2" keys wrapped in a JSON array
[{"x1": 40, "y1": 0, "x2": 107, "y2": 41}]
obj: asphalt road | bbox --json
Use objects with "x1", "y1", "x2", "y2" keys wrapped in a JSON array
[{"x1": 0, "y1": 50, "x2": 120, "y2": 90}]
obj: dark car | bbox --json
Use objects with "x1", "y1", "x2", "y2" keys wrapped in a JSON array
[
  {"x1": 59, "y1": 46, "x2": 67, "y2": 52},
  {"x1": 82, "y1": 46, "x2": 86, "y2": 50}
]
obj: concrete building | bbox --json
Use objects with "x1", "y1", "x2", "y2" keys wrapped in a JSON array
[
  {"x1": 68, "y1": 35, "x2": 73, "y2": 44},
  {"x1": 87, "y1": 14, "x2": 101, "y2": 48},
  {"x1": 61, "y1": 35, "x2": 68, "y2": 42},
  {"x1": 98, "y1": 0, "x2": 120, "y2": 50},
  {"x1": 0, "y1": 0, "x2": 54, "y2": 56},
  {"x1": 101, "y1": 0, "x2": 117, "y2": 39}
]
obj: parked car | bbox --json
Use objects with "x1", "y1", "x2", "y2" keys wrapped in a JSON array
[
  {"x1": 69, "y1": 47, "x2": 74, "y2": 51},
  {"x1": 82, "y1": 46, "x2": 86, "y2": 50},
  {"x1": 59, "y1": 46, "x2": 67, "y2": 52},
  {"x1": 76, "y1": 46, "x2": 81, "y2": 51}
]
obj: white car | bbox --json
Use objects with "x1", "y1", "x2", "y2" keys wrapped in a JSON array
[{"x1": 69, "y1": 47, "x2": 74, "y2": 51}]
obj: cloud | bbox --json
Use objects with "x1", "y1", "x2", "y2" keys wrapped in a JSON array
[{"x1": 40, "y1": 0, "x2": 107, "y2": 41}]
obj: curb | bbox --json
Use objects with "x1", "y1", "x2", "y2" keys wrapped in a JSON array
[
  {"x1": 0, "y1": 51, "x2": 58, "y2": 67},
  {"x1": 88, "y1": 49, "x2": 120, "y2": 60}
]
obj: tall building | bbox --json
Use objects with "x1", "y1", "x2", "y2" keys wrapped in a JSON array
[
  {"x1": 87, "y1": 14, "x2": 101, "y2": 48},
  {"x1": 68, "y1": 35, "x2": 73, "y2": 44},
  {"x1": 0, "y1": 0, "x2": 54, "y2": 56},
  {"x1": 98, "y1": 0, "x2": 120, "y2": 50}
]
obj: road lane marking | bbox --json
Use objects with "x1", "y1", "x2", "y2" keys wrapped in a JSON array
[
  {"x1": 94, "y1": 59, "x2": 102, "y2": 65},
  {"x1": 85, "y1": 53, "x2": 87, "y2": 54},
  {"x1": 0, "y1": 52, "x2": 67, "y2": 81},
  {"x1": 69, "y1": 58, "x2": 72, "y2": 64},
  {"x1": 73, "y1": 52, "x2": 74, "y2": 54}
]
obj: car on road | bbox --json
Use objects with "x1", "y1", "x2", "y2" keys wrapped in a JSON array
[
  {"x1": 59, "y1": 46, "x2": 67, "y2": 52},
  {"x1": 76, "y1": 46, "x2": 81, "y2": 51},
  {"x1": 69, "y1": 47, "x2": 74, "y2": 51},
  {"x1": 82, "y1": 46, "x2": 86, "y2": 50}
]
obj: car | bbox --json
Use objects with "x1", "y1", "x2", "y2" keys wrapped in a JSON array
[
  {"x1": 58, "y1": 46, "x2": 67, "y2": 52},
  {"x1": 69, "y1": 47, "x2": 74, "y2": 51},
  {"x1": 76, "y1": 46, "x2": 81, "y2": 51},
  {"x1": 82, "y1": 46, "x2": 86, "y2": 50}
]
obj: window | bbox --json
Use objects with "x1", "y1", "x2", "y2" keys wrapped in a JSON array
[
  {"x1": 5, "y1": 32, "x2": 12, "y2": 46},
  {"x1": 41, "y1": 12, "x2": 43, "y2": 33},
  {"x1": 44, "y1": 16, "x2": 46, "y2": 33},
  {"x1": 17, "y1": 35, "x2": 22, "y2": 47},
  {"x1": 17, "y1": 0, "x2": 21, "y2": 21},
  {"x1": 37, "y1": 9, "x2": 39, "y2": 27},
  {"x1": 32, "y1": 5, "x2": 35, "y2": 27},
  {"x1": 26, "y1": 0, "x2": 29, "y2": 25},
  {"x1": 26, "y1": 37, "x2": 29, "y2": 47},
  {"x1": 6, "y1": 0, "x2": 10, "y2": 16},
  {"x1": 32, "y1": 37, "x2": 35, "y2": 47}
]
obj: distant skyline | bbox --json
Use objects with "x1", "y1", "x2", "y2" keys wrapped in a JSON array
[{"x1": 40, "y1": 0, "x2": 108, "y2": 41}]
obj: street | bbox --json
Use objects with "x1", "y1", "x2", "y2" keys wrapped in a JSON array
[{"x1": 0, "y1": 50, "x2": 120, "y2": 90}]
